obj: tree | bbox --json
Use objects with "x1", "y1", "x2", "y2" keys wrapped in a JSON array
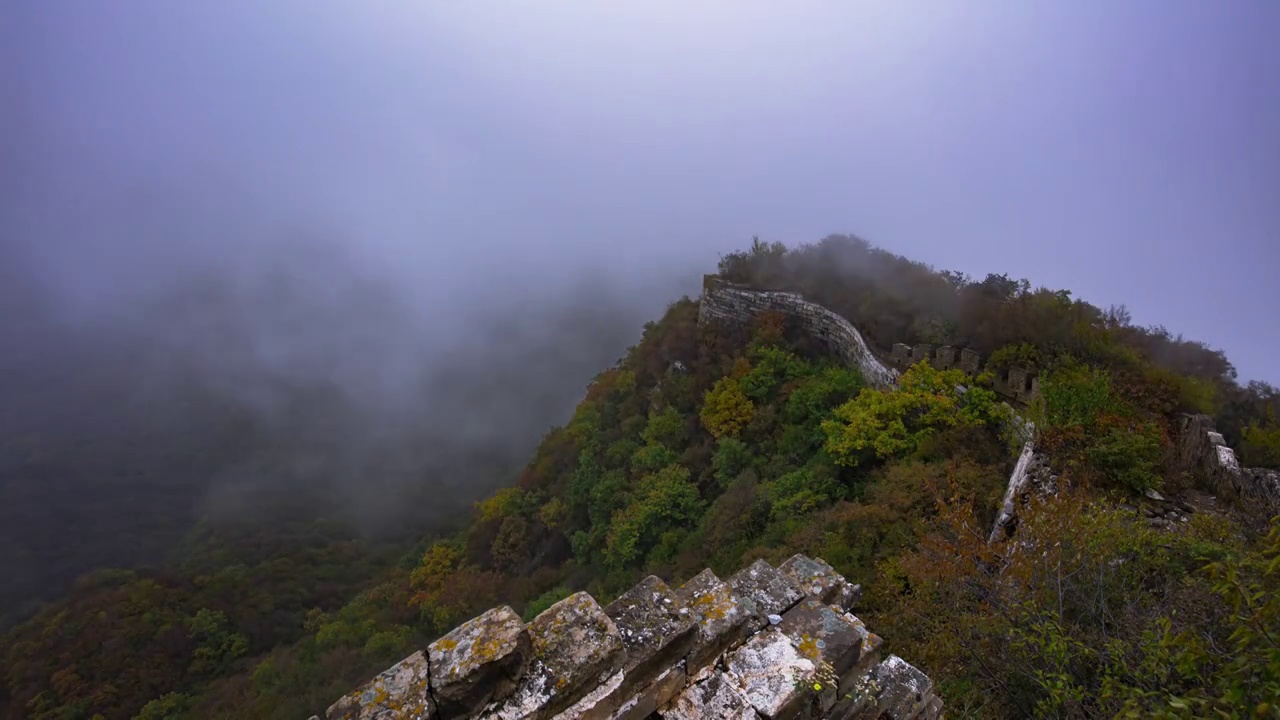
[
  {"x1": 700, "y1": 377, "x2": 755, "y2": 439},
  {"x1": 604, "y1": 464, "x2": 704, "y2": 569},
  {"x1": 822, "y1": 363, "x2": 1004, "y2": 466}
]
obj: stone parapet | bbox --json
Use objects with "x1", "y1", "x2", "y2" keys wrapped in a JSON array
[
  {"x1": 324, "y1": 555, "x2": 942, "y2": 720},
  {"x1": 701, "y1": 276, "x2": 1036, "y2": 404},
  {"x1": 698, "y1": 276, "x2": 900, "y2": 389}
]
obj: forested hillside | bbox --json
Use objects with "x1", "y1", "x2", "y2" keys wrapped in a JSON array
[{"x1": 4, "y1": 236, "x2": 1279, "y2": 719}]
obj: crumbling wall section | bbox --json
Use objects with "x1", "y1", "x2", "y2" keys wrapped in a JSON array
[
  {"x1": 323, "y1": 555, "x2": 943, "y2": 720},
  {"x1": 1178, "y1": 414, "x2": 1280, "y2": 511}
]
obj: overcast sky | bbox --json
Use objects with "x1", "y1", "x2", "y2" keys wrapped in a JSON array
[{"x1": 4, "y1": 1, "x2": 1277, "y2": 381}]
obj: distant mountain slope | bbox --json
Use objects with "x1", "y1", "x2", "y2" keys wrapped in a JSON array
[{"x1": 4, "y1": 236, "x2": 1278, "y2": 720}]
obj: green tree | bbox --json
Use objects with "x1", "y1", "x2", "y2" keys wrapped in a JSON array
[
  {"x1": 186, "y1": 609, "x2": 248, "y2": 677},
  {"x1": 1240, "y1": 413, "x2": 1280, "y2": 469},
  {"x1": 604, "y1": 464, "x2": 704, "y2": 568},
  {"x1": 701, "y1": 378, "x2": 755, "y2": 439},
  {"x1": 133, "y1": 693, "x2": 189, "y2": 720},
  {"x1": 712, "y1": 437, "x2": 754, "y2": 487},
  {"x1": 822, "y1": 363, "x2": 1003, "y2": 466}
]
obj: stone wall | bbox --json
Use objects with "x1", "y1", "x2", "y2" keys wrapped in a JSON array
[
  {"x1": 1178, "y1": 414, "x2": 1280, "y2": 511},
  {"x1": 699, "y1": 276, "x2": 900, "y2": 389},
  {"x1": 890, "y1": 343, "x2": 981, "y2": 376},
  {"x1": 698, "y1": 276, "x2": 1037, "y2": 404},
  {"x1": 324, "y1": 554, "x2": 943, "y2": 720},
  {"x1": 889, "y1": 343, "x2": 1038, "y2": 404}
]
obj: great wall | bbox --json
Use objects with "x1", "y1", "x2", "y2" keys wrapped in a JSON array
[
  {"x1": 323, "y1": 278, "x2": 1278, "y2": 719},
  {"x1": 325, "y1": 554, "x2": 940, "y2": 720}
]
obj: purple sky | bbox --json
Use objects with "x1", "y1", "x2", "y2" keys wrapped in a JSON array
[{"x1": 3, "y1": 2, "x2": 1277, "y2": 382}]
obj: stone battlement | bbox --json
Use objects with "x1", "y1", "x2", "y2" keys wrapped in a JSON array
[
  {"x1": 1178, "y1": 414, "x2": 1280, "y2": 512},
  {"x1": 325, "y1": 555, "x2": 943, "y2": 720},
  {"x1": 700, "y1": 276, "x2": 1038, "y2": 404}
]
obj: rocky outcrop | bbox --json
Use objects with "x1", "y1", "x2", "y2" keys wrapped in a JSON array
[
  {"x1": 1178, "y1": 414, "x2": 1280, "y2": 512},
  {"x1": 324, "y1": 555, "x2": 943, "y2": 720}
]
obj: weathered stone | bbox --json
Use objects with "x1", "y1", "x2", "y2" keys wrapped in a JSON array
[
  {"x1": 725, "y1": 627, "x2": 817, "y2": 720},
  {"x1": 826, "y1": 673, "x2": 876, "y2": 720},
  {"x1": 429, "y1": 605, "x2": 530, "y2": 717},
  {"x1": 911, "y1": 344, "x2": 934, "y2": 366},
  {"x1": 777, "y1": 554, "x2": 860, "y2": 611},
  {"x1": 613, "y1": 661, "x2": 687, "y2": 720},
  {"x1": 863, "y1": 655, "x2": 935, "y2": 720},
  {"x1": 661, "y1": 671, "x2": 759, "y2": 720},
  {"x1": 699, "y1": 279, "x2": 900, "y2": 389},
  {"x1": 551, "y1": 670, "x2": 624, "y2": 720},
  {"x1": 776, "y1": 600, "x2": 863, "y2": 687},
  {"x1": 675, "y1": 569, "x2": 756, "y2": 670},
  {"x1": 326, "y1": 650, "x2": 435, "y2": 720},
  {"x1": 481, "y1": 592, "x2": 625, "y2": 720},
  {"x1": 728, "y1": 560, "x2": 803, "y2": 623},
  {"x1": 603, "y1": 575, "x2": 696, "y2": 697},
  {"x1": 1177, "y1": 413, "x2": 1280, "y2": 513},
  {"x1": 891, "y1": 343, "x2": 912, "y2": 366},
  {"x1": 840, "y1": 614, "x2": 884, "y2": 682}
]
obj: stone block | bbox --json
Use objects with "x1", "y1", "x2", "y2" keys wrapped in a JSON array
[
  {"x1": 1007, "y1": 367, "x2": 1030, "y2": 398},
  {"x1": 777, "y1": 554, "x2": 860, "y2": 611},
  {"x1": 551, "y1": 670, "x2": 624, "y2": 720},
  {"x1": 603, "y1": 575, "x2": 696, "y2": 697},
  {"x1": 920, "y1": 694, "x2": 945, "y2": 720},
  {"x1": 725, "y1": 627, "x2": 817, "y2": 720},
  {"x1": 825, "y1": 673, "x2": 876, "y2": 720},
  {"x1": 839, "y1": 614, "x2": 884, "y2": 683},
  {"x1": 863, "y1": 655, "x2": 935, "y2": 720},
  {"x1": 776, "y1": 600, "x2": 863, "y2": 685},
  {"x1": 613, "y1": 661, "x2": 687, "y2": 720},
  {"x1": 891, "y1": 343, "x2": 911, "y2": 365},
  {"x1": 727, "y1": 560, "x2": 803, "y2": 622},
  {"x1": 326, "y1": 650, "x2": 435, "y2": 720},
  {"x1": 660, "y1": 671, "x2": 759, "y2": 720},
  {"x1": 675, "y1": 569, "x2": 756, "y2": 671},
  {"x1": 959, "y1": 348, "x2": 981, "y2": 374},
  {"x1": 481, "y1": 593, "x2": 625, "y2": 720},
  {"x1": 429, "y1": 605, "x2": 530, "y2": 718},
  {"x1": 934, "y1": 346, "x2": 956, "y2": 369}
]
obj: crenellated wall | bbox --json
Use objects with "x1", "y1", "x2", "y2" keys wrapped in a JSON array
[
  {"x1": 890, "y1": 343, "x2": 982, "y2": 376},
  {"x1": 1178, "y1": 414, "x2": 1280, "y2": 512},
  {"x1": 890, "y1": 342, "x2": 1039, "y2": 404},
  {"x1": 699, "y1": 276, "x2": 1038, "y2": 404},
  {"x1": 324, "y1": 555, "x2": 943, "y2": 720}
]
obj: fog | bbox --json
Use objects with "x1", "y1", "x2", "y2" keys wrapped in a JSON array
[{"x1": 2, "y1": 2, "x2": 1277, "y2": 613}]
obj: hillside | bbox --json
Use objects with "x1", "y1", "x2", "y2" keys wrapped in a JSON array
[{"x1": 4, "y1": 235, "x2": 1280, "y2": 719}]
